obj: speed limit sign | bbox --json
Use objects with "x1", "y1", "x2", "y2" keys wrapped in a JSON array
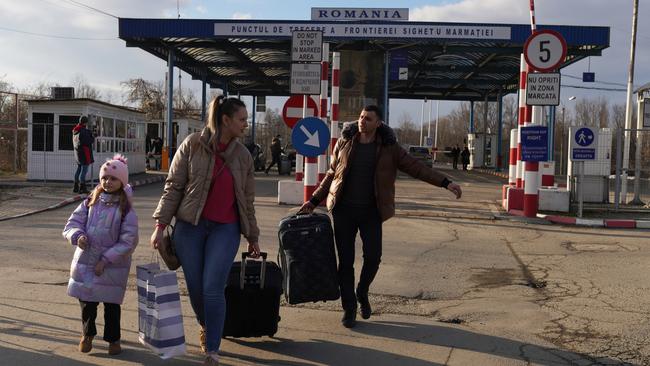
[{"x1": 523, "y1": 30, "x2": 567, "y2": 72}]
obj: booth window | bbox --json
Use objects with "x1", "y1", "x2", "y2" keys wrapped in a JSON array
[
  {"x1": 58, "y1": 115, "x2": 78, "y2": 150},
  {"x1": 32, "y1": 113, "x2": 54, "y2": 151}
]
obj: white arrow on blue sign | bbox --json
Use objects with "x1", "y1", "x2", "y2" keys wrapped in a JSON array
[{"x1": 291, "y1": 117, "x2": 331, "y2": 157}]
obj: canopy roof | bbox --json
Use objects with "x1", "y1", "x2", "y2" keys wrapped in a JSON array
[{"x1": 119, "y1": 18, "x2": 609, "y2": 102}]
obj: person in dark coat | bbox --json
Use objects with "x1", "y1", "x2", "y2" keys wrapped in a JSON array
[
  {"x1": 451, "y1": 144, "x2": 460, "y2": 169},
  {"x1": 265, "y1": 135, "x2": 283, "y2": 174},
  {"x1": 461, "y1": 145, "x2": 470, "y2": 171},
  {"x1": 72, "y1": 116, "x2": 95, "y2": 193}
]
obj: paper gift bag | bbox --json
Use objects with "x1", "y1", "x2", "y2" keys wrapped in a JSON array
[{"x1": 136, "y1": 263, "x2": 186, "y2": 359}]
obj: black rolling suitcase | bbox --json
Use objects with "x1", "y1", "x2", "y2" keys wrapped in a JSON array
[
  {"x1": 278, "y1": 213, "x2": 340, "y2": 305},
  {"x1": 222, "y1": 252, "x2": 282, "y2": 338}
]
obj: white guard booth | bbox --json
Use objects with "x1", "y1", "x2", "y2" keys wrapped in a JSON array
[
  {"x1": 467, "y1": 133, "x2": 498, "y2": 169},
  {"x1": 27, "y1": 98, "x2": 147, "y2": 181}
]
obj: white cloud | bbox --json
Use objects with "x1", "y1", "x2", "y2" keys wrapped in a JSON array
[
  {"x1": 232, "y1": 12, "x2": 253, "y2": 20},
  {"x1": 196, "y1": 5, "x2": 208, "y2": 14}
]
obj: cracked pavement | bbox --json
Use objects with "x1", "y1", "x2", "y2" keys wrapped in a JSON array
[{"x1": 0, "y1": 168, "x2": 648, "y2": 365}]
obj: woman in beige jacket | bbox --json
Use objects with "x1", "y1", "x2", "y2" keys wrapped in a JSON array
[{"x1": 150, "y1": 96, "x2": 261, "y2": 366}]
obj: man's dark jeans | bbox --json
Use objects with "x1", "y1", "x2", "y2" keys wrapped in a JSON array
[{"x1": 332, "y1": 204, "x2": 382, "y2": 311}]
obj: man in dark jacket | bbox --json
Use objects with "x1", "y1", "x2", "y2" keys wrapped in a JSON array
[
  {"x1": 299, "y1": 105, "x2": 462, "y2": 328},
  {"x1": 72, "y1": 116, "x2": 95, "y2": 193},
  {"x1": 265, "y1": 135, "x2": 283, "y2": 174},
  {"x1": 451, "y1": 144, "x2": 460, "y2": 169}
]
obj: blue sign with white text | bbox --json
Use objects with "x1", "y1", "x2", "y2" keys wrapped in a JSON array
[
  {"x1": 291, "y1": 117, "x2": 331, "y2": 157},
  {"x1": 521, "y1": 126, "x2": 548, "y2": 161}
]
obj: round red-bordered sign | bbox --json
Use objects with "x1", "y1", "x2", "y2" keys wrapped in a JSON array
[
  {"x1": 282, "y1": 95, "x2": 319, "y2": 128},
  {"x1": 523, "y1": 30, "x2": 567, "y2": 72}
]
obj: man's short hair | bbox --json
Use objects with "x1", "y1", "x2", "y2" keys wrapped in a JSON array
[
  {"x1": 363, "y1": 105, "x2": 383, "y2": 121},
  {"x1": 79, "y1": 115, "x2": 88, "y2": 125}
]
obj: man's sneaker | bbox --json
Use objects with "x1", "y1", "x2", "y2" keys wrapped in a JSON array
[
  {"x1": 108, "y1": 341, "x2": 121, "y2": 355},
  {"x1": 199, "y1": 326, "x2": 207, "y2": 353},
  {"x1": 78, "y1": 336, "x2": 93, "y2": 353},
  {"x1": 341, "y1": 308, "x2": 357, "y2": 328},
  {"x1": 203, "y1": 353, "x2": 219, "y2": 366},
  {"x1": 357, "y1": 290, "x2": 372, "y2": 320}
]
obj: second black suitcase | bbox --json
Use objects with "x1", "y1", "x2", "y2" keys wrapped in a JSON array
[
  {"x1": 278, "y1": 213, "x2": 340, "y2": 305},
  {"x1": 223, "y1": 252, "x2": 282, "y2": 338}
]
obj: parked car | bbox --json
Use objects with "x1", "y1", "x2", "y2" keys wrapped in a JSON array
[{"x1": 408, "y1": 145, "x2": 433, "y2": 167}]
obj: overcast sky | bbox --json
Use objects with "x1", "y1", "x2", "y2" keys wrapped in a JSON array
[{"x1": 1, "y1": 0, "x2": 648, "y2": 124}]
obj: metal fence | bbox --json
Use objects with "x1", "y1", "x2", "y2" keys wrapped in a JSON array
[
  {"x1": 613, "y1": 128, "x2": 650, "y2": 209},
  {"x1": 0, "y1": 92, "x2": 29, "y2": 174}
]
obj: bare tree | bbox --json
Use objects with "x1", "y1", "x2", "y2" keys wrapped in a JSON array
[
  {"x1": 121, "y1": 78, "x2": 165, "y2": 119},
  {"x1": 70, "y1": 74, "x2": 102, "y2": 100},
  {"x1": 394, "y1": 111, "x2": 419, "y2": 146},
  {"x1": 574, "y1": 96, "x2": 608, "y2": 128}
]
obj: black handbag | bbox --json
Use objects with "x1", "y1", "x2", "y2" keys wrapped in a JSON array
[{"x1": 158, "y1": 225, "x2": 181, "y2": 270}]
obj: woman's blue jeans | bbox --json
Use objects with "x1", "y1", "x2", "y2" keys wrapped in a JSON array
[
  {"x1": 174, "y1": 219, "x2": 240, "y2": 353},
  {"x1": 74, "y1": 164, "x2": 89, "y2": 183}
]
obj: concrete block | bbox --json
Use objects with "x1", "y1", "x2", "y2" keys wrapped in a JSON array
[
  {"x1": 538, "y1": 187, "x2": 570, "y2": 212},
  {"x1": 576, "y1": 218, "x2": 604, "y2": 227},
  {"x1": 506, "y1": 187, "x2": 523, "y2": 211},
  {"x1": 501, "y1": 184, "x2": 510, "y2": 209},
  {"x1": 278, "y1": 180, "x2": 303, "y2": 205},
  {"x1": 637, "y1": 221, "x2": 650, "y2": 229}
]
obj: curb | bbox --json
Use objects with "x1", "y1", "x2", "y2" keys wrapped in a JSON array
[
  {"x1": 0, "y1": 175, "x2": 165, "y2": 222},
  {"x1": 536, "y1": 213, "x2": 649, "y2": 230},
  {"x1": 473, "y1": 168, "x2": 509, "y2": 179}
]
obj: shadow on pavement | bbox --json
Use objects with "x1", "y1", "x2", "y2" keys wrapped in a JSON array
[
  {"x1": 352, "y1": 320, "x2": 627, "y2": 366},
  {"x1": 225, "y1": 337, "x2": 443, "y2": 366}
]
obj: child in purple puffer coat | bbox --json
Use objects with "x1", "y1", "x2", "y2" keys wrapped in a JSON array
[{"x1": 63, "y1": 154, "x2": 139, "y2": 356}]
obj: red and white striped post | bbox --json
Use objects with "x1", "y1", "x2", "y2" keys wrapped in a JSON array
[
  {"x1": 509, "y1": 128, "x2": 518, "y2": 185},
  {"x1": 318, "y1": 43, "x2": 329, "y2": 182},
  {"x1": 523, "y1": 0, "x2": 540, "y2": 217},
  {"x1": 516, "y1": 55, "x2": 528, "y2": 188},
  {"x1": 330, "y1": 52, "x2": 341, "y2": 159},
  {"x1": 304, "y1": 156, "x2": 318, "y2": 202}
]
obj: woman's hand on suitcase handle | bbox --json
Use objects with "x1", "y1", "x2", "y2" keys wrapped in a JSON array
[
  {"x1": 298, "y1": 201, "x2": 315, "y2": 215},
  {"x1": 247, "y1": 241, "x2": 261, "y2": 258}
]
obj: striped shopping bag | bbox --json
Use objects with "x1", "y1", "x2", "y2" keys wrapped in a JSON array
[{"x1": 137, "y1": 263, "x2": 186, "y2": 359}]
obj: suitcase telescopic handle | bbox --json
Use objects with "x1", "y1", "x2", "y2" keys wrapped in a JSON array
[{"x1": 240, "y1": 252, "x2": 268, "y2": 290}]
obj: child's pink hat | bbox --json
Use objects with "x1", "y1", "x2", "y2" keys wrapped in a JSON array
[{"x1": 100, "y1": 154, "x2": 129, "y2": 188}]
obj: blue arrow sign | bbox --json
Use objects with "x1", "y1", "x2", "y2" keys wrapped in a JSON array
[{"x1": 291, "y1": 117, "x2": 331, "y2": 157}]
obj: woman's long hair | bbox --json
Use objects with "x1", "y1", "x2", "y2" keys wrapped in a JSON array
[
  {"x1": 206, "y1": 95, "x2": 246, "y2": 142},
  {"x1": 87, "y1": 184, "x2": 130, "y2": 218}
]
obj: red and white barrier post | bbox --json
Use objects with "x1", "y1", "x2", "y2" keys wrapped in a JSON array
[
  {"x1": 330, "y1": 52, "x2": 340, "y2": 159},
  {"x1": 516, "y1": 55, "x2": 527, "y2": 188},
  {"x1": 318, "y1": 43, "x2": 329, "y2": 182},
  {"x1": 509, "y1": 128, "x2": 518, "y2": 185},
  {"x1": 523, "y1": 0, "x2": 539, "y2": 218}
]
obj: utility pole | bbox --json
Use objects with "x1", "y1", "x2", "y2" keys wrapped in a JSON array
[{"x1": 622, "y1": 0, "x2": 639, "y2": 202}]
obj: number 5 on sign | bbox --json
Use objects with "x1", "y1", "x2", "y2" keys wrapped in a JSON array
[{"x1": 523, "y1": 30, "x2": 567, "y2": 72}]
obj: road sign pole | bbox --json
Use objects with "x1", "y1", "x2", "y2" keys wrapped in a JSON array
[{"x1": 578, "y1": 161, "x2": 584, "y2": 218}]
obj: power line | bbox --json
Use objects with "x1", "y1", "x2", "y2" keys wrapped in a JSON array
[
  {"x1": 561, "y1": 84, "x2": 627, "y2": 92},
  {"x1": 562, "y1": 73, "x2": 627, "y2": 87},
  {"x1": 61, "y1": 0, "x2": 118, "y2": 19},
  {"x1": 0, "y1": 26, "x2": 117, "y2": 41}
]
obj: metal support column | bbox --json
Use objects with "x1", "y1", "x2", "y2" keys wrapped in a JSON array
[
  {"x1": 201, "y1": 70, "x2": 207, "y2": 121},
  {"x1": 383, "y1": 51, "x2": 390, "y2": 124},
  {"x1": 549, "y1": 106, "x2": 556, "y2": 161},
  {"x1": 167, "y1": 48, "x2": 175, "y2": 165},
  {"x1": 469, "y1": 101, "x2": 475, "y2": 133},
  {"x1": 251, "y1": 95, "x2": 256, "y2": 145},
  {"x1": 497, "y1": 93, "x2": 503, "y2": 171}
]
